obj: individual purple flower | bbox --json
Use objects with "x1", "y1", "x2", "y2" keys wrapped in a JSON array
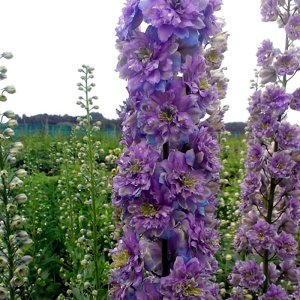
[
  {"x1": 260, "y1": 284, "x2": 289, "y2": 300},
  {"x1": 251, "y1": 112, "x2": 279, "y2": 139},
  {"x1": 139, "y1": 0, "x2": 208, "y2": 42},
  {"x1": 261, "y1": 0, "x2": 278, "y2": 22},
  {"x1": 139, "y1": 79, "x2": 202, "y2": 144},
  {"x1": 285, "y1": 15, "x2": 300, "y2": 40},
  {"x1": 110, "y1": 228, "x2": 143, "y2": 299},
  {"x1": 268, "y1": 151, "x2": 296, "y2": 179},
  {"x1": 241, "y1": 171, "x2": 262, "y2": 197},
  {"x1": 182, "y1": 213, "x2": 220, "y2": 257},
  {"x1": 188, "y1": 125, "x2": 220, "y2": 174},
  {"x1": 275, "y1": 231, "x2": 298, "y2": 259},
  {"x1": 113, "y1": 141, "x2": 160, "y2": 197},
  {"x1": 246, "y1": 219, "x2": 276, "y2": 250},
  {"x1": 261, "y1": 85, "x2": 290, "y2": 115},
  {"x1": 182, "y1": 54, "x2": 206, "y2": 94},
  {"x1": 161, "y1": 256, "x2": 220, "y2": 299},
  {"x1": 127, "y1": 193, "x2": 173, "y2": 236},
  {"x1": 159, "y1": 151, "x2": 209, "y2": 206},
  {"x1": 199, "y1": 0, "x2": 222, "y2": 41},
  {"x1": 276, "y1": 122, "x2": 300, "y2": 149},
  {"x1": 205, "y1": 47, "x2": 224, "y2": 70},
  {"x1": 257, "y1": 40, "x2": 276, "y2": 66},
  {"x1": 280, "y1": 259, "x2": 299, "y2": 282},
  {"x1": 290, "y1": 87, "x2": 300, "y2": 111},
  {"x1": 274, "y1": 50, "x2": 300, "y2": 75},
  {"x1": 234, "y1": 227, "x2": 250, "y2": 252},
  {"x1": 116, "y1": 0, "x2": 143, "y2": 41},
  {"x1": 245, "y1": 143, "x2": 264, "y2": 170},
  {"x1": 230, "y1": 260, "x2": 265, "y2": 291},
  {"x1": 117, "y1": 31, "x2": 181, "y2": 93}
]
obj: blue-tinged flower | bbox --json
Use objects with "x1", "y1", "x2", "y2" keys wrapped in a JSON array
[
  {"x1": 261, "y1": 284, "x2": 289, "y2": 300},
  {"x1": 159, "y1": 151, "x2": 209, "y2": 208},
  {"x1": 139, "y1": 79, "x2": 202, "y2": 145},
  {"x1": 116, "y1": 0, "x2": 143, "y2": 41},
  {"x1": 199, "y1": 1, "x2": 222, "y2": 41},
  {"x1": 229, "y1": 260, "x2": 265, "y2": 291},
  {"x1": 188, "y1": 125, "x2": 220, "y2": 174},
  {"x1": 161, "y1": 256, "x2": 221, "y2": 299},
  {"x1": 139, "y1": 0, "x2": 208, "y2": 42},
  {"x1": 285, "y1": 15, "x2": 300, "y2": 40},
  {"x1": 117, "y1": 30, "x2": 181, "y2": 93},
  {"x1": 261, "y1": 0, "x2": 278, "y2": 22},
  {"x1": 113, "y1": 141, "x2": 160, "y2": 197}
]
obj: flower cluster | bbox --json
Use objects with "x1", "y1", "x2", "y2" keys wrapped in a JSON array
[
  {"x1": 0, "y1": 52, "x2": 32, "y2": 300},
  {"x1": 111, "y1": 0, "x2": 228, "y2": 298},
  {"x1": 230, "y1": 1, "x2": 300, "y2": 298}
]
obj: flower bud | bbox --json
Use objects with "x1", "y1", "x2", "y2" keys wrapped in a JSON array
[
  {"x1": 10, "y1": 276, "x2": 24, "y2": 288},
  {"x1": 4, "y1": 110, "x2": 15, "y2": 118},
  {"x1": 8, "y1": 119, "x2": 18, "y2": 128},
  {"x1": 4, "y1": 85, "x2": 16, "y2": 94},
  {"x1": 0, "y1": 286, "x2": 8, "y2": 299},
  {"x1": 2, "y1": 52, "x2": 13, "y2": 59},
  {"x1": 3, "y1": 128, "x2": 14, "y2": 137},
  {"x1": 16, "y1": 169, "x2": 27, "y2": 178},
  {"x1": 0, "y1": 256, "x2": 8, "y2": 268},
  {"x1": 16, "y1": 193, "x2": 28, "y2": 204}
]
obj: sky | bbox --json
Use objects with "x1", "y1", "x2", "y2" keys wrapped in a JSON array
[{"x1": 1, "y1": 0, "x2": 299, "y2": 123}]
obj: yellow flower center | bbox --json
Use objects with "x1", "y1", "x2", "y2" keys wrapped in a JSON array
[
  {"x1": 159, "y1": 106, "x2": 176, "y2": 123},
  {"x1": 140, "y1": 203, "x2": 157, "y2": 217},
  {"x1": 138, "y1": 47, "x2": 152, "y2": 63},
  {"x1": 182, "y1": 175, "x2": 197, "y2": 188},
  {"x1": 131, "y1": 161, "x2": 141, "y2": 174},
  {"x1": 112, "y1": 249, "x2": 129, "y2": 268}
]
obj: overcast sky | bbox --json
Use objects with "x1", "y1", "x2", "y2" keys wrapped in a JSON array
[{"x1": 1, "y1": 0, "x2": 299, "y2": 123}]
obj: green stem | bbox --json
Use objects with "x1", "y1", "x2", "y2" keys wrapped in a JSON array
[{"x1": 84, "y1": 70, "x2": 101, "y2": 298}]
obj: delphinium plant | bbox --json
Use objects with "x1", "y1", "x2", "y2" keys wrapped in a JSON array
[
  {"x1": 57, "y1": 65, "x2": 115, "y2": 299},
  {"x1": 0, "y1": 52, "x2": 33, "y2": 299},
  {"x1": 229, "y1": 1, "x2": 300, "y2": 299},
  {"x1": 110, "y1": 0, "x2": 228, "y2": 298}
]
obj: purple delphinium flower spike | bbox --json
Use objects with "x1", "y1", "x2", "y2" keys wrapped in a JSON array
[
  {"x1": 111, "y1": 0, "x2": 228, "y2": 298},
  {"x1": 230, "y1": 0, "x2": 300, "y2": 298}
]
